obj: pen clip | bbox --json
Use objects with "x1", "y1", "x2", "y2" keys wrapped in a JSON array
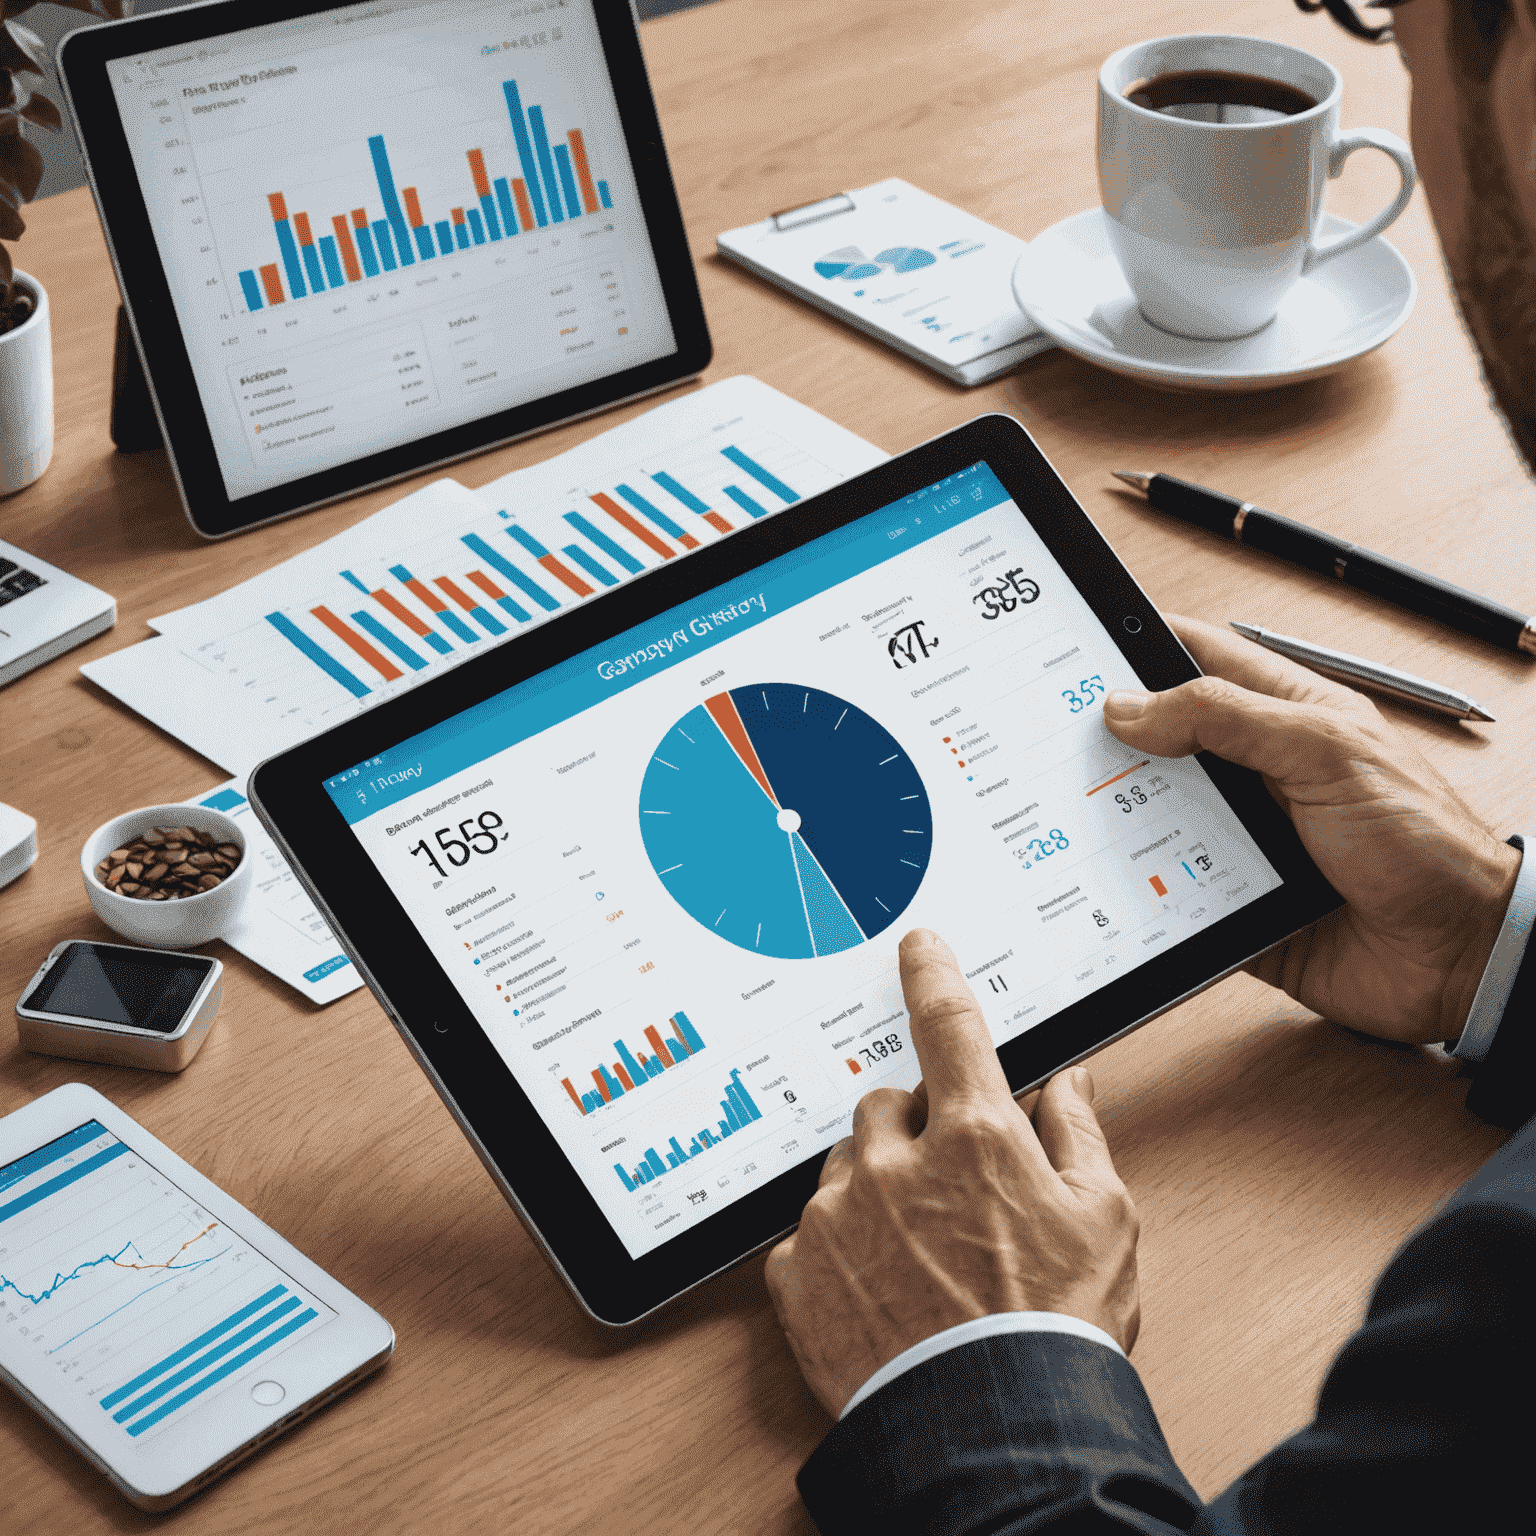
[{"x1": 771, "y1": 192, "x2": 855, "y2": 231}]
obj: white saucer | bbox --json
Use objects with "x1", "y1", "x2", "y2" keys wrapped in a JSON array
[{"x1": 1012, "y1": 207, "x2": 1416, "y2": 392}]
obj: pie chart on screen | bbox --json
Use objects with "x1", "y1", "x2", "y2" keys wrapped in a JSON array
[{"x1": 637, "y1": 684, "x2": 931, "y2": 959}]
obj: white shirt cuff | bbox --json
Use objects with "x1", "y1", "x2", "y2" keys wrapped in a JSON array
[
  {"x1": 838, "y1": 1311, "x2": 1125, "y2": 1420},
  {"x1": 1453, "y1": 835, "x2": 1535, "y2": 1064}
]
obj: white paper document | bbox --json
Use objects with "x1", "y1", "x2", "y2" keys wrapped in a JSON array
[
  {"x1": 186, "y1": 781, "x2": 362, "y2": 1005},
  {"x1": 717, "y1": 180, "x2": 1050, "y2": 385},
  {"x1": 82, "y1": 377, "x2": 888, "y2": 776}
]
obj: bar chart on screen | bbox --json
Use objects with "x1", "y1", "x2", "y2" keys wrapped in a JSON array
[{"x1": 0, "y1": 1123, "x2": 330, "y2": 1441}]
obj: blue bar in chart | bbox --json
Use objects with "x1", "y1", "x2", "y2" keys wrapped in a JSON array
[
  {"x1": 435, "y1": 220, "x2": 454, "y2": 256},
  {"x1": 265, "y1": 612, "x2": 369, "y2": 698},
  {"x1": 237, "y1": 269, "x2": 264, "y2": 310},
  {"x1": 563, "y1": 512, "x2": 644, "y2": 575},
  {"x1": 598, "y1": 180, "x2": 613, "y2": 209},
  {"x1": 503, "y1": 80, "x2": 550, "y2": 228},
  {"x1": 460, "y1": 532, "x2": 561, "y2": 612},
  {"x1": 466, "y1": 208, "x2": 486, "y2": 245},
  {"x1": 299, "y1": 240, "x2": 325, "y2": 294},
  {"x1": 372, "y1": 220, "x2": 398, "y2": 270},
  {"x1": 318, "y1": 236, "x2": 345, "y2": 289},
  {"x1": 722, "y1": 485, "x2": 769, "y2": 519},
  {"x1": 389, "y1": 565, "x2": 480, "y2": 644},
  {"x1": 562, "y1": 544, "x2": 618, "y2": 588},
  {"x1": 650, "y1": 470, "x2": 710, "y2": 516},
  {"x1": 613, "y1": 1068, "x2": 761, "y2": 1191},
  {"x1": 340, "y1": 570, "x2": 370, "y2": 594},
  {"x1": 269, "y1": 196, "x2": 308, "y2": 299},
  {"x1": 553, "y1": 143, "x2": 582, "y2": 223},
  {"x1": 354, "y1": 224, "x2": 381, "y2": 277},
  {"x1": 722, "y1": 445, "x2": 800, "y2": 503},
  {"x1": 494, "y1": 178, "x2": 518, "y2": 236},
  {"x1": 367, "y1": 134, "x2": 416, "y2": 267},
  {"x1": 526, "y1": 102, "x2": 564, "y2": 221},
  {"x1": 352, "y1": 611, "x2": 427, "y2": 671}
]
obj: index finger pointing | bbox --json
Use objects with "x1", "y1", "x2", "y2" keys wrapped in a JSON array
[{"x1": 898, "y1": 929, "x2": 1012, "y2": 1111}]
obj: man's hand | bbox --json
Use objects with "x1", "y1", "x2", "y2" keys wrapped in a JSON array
[
  {"x1": 1104, "y1": 614, "x2": 1519, "y2": 1045},
  {"x1": 764, "y1": 929, "x2": 1138, "y2": 1419}
]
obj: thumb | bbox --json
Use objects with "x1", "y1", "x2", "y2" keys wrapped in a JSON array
[
  {"x1": 1103, "y1": 675, "x2": 1367, "y2": 787},
  {"x1": 1032, "y1": 1067, "x2": 1120, "y2": 1190}
]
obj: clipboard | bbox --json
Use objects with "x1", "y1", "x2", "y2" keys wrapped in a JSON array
[{"x1": 717, "y1": 179, "x2": 1050, "y2": 385}]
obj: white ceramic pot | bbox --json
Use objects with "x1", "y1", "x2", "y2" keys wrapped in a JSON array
[
  {"x1": 81, "y1": 803, "x2": 253, "y2": 949},
  {"x1": 0, "y1": 271, "x2": 53, "y2": 495}
]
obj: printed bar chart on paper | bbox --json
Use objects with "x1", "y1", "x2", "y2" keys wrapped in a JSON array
[
  {"x1": 613, "y1": 1069, "x2": 763, "y2": 1191},
  {"x1": 0, "y1": 1122, "x2": 331, "y2": 1443},
  {"x1": 81, "y1": 379, "x2": 888, "y2": 776},
  {"x1": 562, "y1": 1012, "x2": 705, "y2": 1114}
]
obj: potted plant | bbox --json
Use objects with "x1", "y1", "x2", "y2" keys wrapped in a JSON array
[{"x1": 1, "y1": 0, "x2": 125, "y2": 493}]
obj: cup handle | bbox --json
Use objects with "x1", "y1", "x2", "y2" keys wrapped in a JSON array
[{"x1": 1303, "y1": 127, "x2": 1417, "y2": 274}]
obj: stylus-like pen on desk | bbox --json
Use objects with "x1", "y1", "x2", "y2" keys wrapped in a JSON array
[
  {"x1": 1112, "y1": 471, "x2": 1536, "y2": 656},
  {"x1": 1231, "y1": 622, "x2": 1495, "y2": 722}
]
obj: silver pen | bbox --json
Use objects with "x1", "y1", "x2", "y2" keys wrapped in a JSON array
[{"x1": 1230, "y1": 622, "x2": 1495, "y2": 722}]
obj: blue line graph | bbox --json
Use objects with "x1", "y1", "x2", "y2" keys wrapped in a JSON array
[{"x1": 48, "y1": 1259, "x2": 227, "y2": 1356}]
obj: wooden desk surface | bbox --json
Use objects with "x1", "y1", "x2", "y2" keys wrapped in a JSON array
[{"x1": 2, "y1": 1, "x2": 1526, "y2": 1530}]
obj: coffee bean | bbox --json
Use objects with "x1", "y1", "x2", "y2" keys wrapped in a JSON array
[{"x1": 95, "y1": 825, "x2": 242, "y2": 903}]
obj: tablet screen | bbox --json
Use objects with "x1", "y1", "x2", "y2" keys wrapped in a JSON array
[
  {"x1": 325, "y1": 462, "x2": 1281, "y2": 1258},
  {"x1": 0, "y1": 1122, "x2": 333, "y2": 1441},
  {"x1": 105, "y1": 0, "x2": 676, "y2": 501}
]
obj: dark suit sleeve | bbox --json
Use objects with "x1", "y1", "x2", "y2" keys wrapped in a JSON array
[
  {"x1": 1464, "y1": 908, "x2": 1536, "y2": 1128},
  {"x1": 798, "y1": 1119, "x2": 1536, "y2": 1536}
]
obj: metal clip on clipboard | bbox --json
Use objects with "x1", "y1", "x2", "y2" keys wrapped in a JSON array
[{"x1": 771, "y1": 192, "x2": 856, "y2": 232}]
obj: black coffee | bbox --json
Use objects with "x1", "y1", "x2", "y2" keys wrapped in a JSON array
[{"x1": 1124, "y1": 69, "x2": 1318, "y2": 122}]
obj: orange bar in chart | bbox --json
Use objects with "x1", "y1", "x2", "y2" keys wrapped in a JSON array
[
  {"x1": 292, "y1": 210, "x2": 314, "y2": 245},
  {"x1": 668, "y1": 1017, "x2": 694, "y2": 1056},
  {"x1": 464, "y1": 570, "x2": 506, "y2": 602},
  {"x1": 846, "y1": 1058, "x2": 862, "y2": 1075},
  {"x1": 701, "y1": 510, "x2": 734, "y2": 534},
  {"x1": 1085, "y1": 760, "x2": 1151, "y2": 797},
  {"x1": 643, "y1": 1025, "x2": 676, "y2": 1069},
  {"x1": 451, "y1": 206, "x2": 467, "y2": 228},
  {"x1": 310, "y1": 606, "x2": 403, "y2": 681},
  {"x1": 511, "y1": 177, "x2": 536, "y2": 231},
  {"x1": 590, "y1": 492, "x2": 676, "y2": 560},
  {"x1": 433, "y1": 576, "x2": 484, "y2": 614},
  {"x1": 566, "y1": 128, "x2": 601, "y2": 214},
  {"x1": 1149, "y1": 874, "x2": 1168, "y2": 897},
  {"x1": 402, "y1": 186, "x2": 426, "y2": 227},
  {"x1": 591, "y1": 1070, "x2": 613, "y2": 1104},
  {"x1": 331, "y1": 214, "x2": 363, "y2": 281},
  {"x1": 351, "y1": 207, "x2": 371, "y2": 231},
  {"x1": 467, "y1": 147, "x2": 492, "y2": 199},
  {"x1": 259, "y1": 263, "x2": 285, "y2": 305},
  {"x1": 267, "y1": 191, "x2": 288, "y2": 222},
  {"x1": 536, "y1": 551, "x2": 595, "y2": 598},
  {"x1": 399, "y1": 575, "x2": 445, "y2": 613},
  {"x1": 561, "y1": 1078, "x2": 586, "y2": 1113},
  {"x1": 374, "y1": 586, "x2": 436, "y2": 635},
  {"x1": 614, "y1": 1062, "x2": 636, "y2": 1092},
  {"x1": 373, "y1": 590, "x2": 432, "y2": 636}
]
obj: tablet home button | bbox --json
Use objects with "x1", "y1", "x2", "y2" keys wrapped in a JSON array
[
  {"x1": 1123, "y1": 616, "x2": 1143, "y2": 634},
  {"x1": 250, "y1": 1381, "x2": 285, "y2": 1407}
]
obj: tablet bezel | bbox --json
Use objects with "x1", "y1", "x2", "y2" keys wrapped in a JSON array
[
  {"x1": 59, "y1": 0, "x2": 712, "y2": 540},
  {"x1": 249, "y1": 413, "x2": 1341, "y2": 1325}
]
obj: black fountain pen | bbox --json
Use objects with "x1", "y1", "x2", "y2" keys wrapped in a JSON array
[{"x1": 1113, "y1": 471, "x2": 1536, "y2": 656}]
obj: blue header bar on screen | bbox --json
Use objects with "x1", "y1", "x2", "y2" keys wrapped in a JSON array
[{"x1": 325, "y1": 463, "x2": 1012, "y2": 825}]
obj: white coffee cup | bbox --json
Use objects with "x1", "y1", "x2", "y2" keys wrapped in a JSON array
[{"x1": 1098, "y1": 34, "x2": 1416, "y2": 340}]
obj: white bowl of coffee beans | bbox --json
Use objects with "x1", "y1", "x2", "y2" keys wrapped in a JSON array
[{"x1": 81, "y1": 804, "x2": 253, "y2": 949}]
